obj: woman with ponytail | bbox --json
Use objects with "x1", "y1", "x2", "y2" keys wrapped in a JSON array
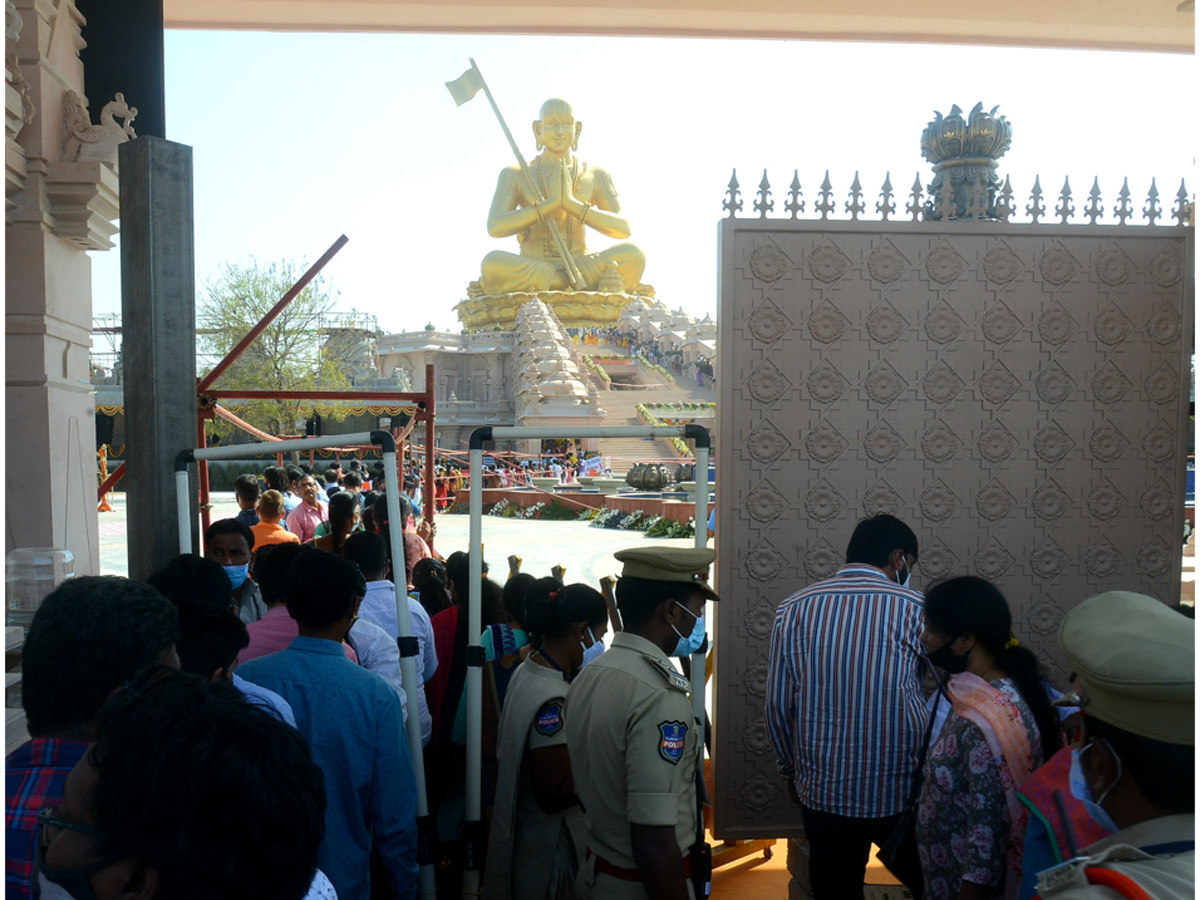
[
  {"x1": 313, "y1": 490, "x2": 359, "y2": 556},
  {"x1": 483, "y1": 579, "x2": 608, "y2": 900},
  {"x1": 915, "y1": 576, "x2": 1062, "y2": 900}
]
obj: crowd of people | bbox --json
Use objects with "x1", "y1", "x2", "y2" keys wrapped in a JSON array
[
  {"x1": 5, "y1": 492, "x2": 1193, "y2": 900},
  {"x1": 765, "y1": 514, "x2": 1194, "y2": 900},
  {"x1": 570, "y1": 326, "x2": 716, "y2": 388},
  {"x1": 5, "y1": 458, "x2": 722, "y2": 900}
]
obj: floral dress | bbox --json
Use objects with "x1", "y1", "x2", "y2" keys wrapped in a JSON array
[{"x1": 915, "y1": 678, "x2": 1041, "y2": 900}]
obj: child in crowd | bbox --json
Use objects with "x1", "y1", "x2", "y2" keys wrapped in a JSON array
[{"x1": 233, "y1": 474, "x2": 261, "y2": 527}]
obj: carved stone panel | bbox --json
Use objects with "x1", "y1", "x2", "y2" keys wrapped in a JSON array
[{"x1": 716, "y1": 221, "x2": 1193, "y2": 838}]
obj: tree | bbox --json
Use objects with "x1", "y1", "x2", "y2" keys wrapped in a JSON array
[{"x1": 198, "y1": 258, "x2": 365, "y2": 440}]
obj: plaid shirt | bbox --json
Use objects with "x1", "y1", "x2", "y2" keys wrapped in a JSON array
[
  {"x1": 5, "y1": 738, "x2": 90, "y2": 900},
  {"x1": 765, "y1": 564, "x2": 927, "y2": 818}
]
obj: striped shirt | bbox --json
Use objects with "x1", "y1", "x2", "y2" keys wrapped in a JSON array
[{"x1": 765, "y1": 564, "x2": 927, "y2": 818}]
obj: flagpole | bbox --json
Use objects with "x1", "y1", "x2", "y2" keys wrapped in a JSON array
[{"x1": 464, "y1": 59, "x2": 584, "y2": 289}]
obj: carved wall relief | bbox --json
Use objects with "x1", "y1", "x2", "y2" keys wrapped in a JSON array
[{"x1": 717, "y1": 221, "x2": 1192, "y2": 838}]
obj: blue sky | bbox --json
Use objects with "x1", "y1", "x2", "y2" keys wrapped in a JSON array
[{"x1": 88, "y1": 33, "x2": 1195, "y2": 334}]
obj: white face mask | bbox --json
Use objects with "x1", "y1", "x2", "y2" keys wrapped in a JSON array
[
  {"x1": 1068, "y1": 741, "x2": 1120, "y2": 833},
  {"x1": 895, "y1": 556, "x2": 911, "y2": 588},
  {"x1": 580, "y1": 626, "x2": 605, "y2": 667},
  {"x1": 34, "y1": 871, "x2": 81, "y2": 900}
]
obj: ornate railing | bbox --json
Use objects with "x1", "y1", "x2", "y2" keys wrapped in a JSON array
[{"x1": 724, "y1": 168, "x2": 1192, "y2": 227}]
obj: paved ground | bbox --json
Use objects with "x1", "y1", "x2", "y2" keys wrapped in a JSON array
[{"x1": 98, "y1": 491, "x2": 700, "y2": 580}]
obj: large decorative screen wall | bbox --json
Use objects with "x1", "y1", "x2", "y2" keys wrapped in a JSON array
[{"x1": 714, "y1": 219, "x2": 1193, "y2": 837}]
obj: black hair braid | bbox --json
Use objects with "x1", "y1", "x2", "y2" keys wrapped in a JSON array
[{"x1": 999, "y1": 643, "x2": 1062, "y2": 762}]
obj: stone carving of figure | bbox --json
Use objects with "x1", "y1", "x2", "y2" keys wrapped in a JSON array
[
  {"x1": 62, "y1": 91, "x2": 137, "y2": 167},
  {"x1": 476, "y1": 98, "x2": 647, "y2": 296}
]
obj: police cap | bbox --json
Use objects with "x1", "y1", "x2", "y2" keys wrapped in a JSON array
[
  {"x1": 614, "y1": 547, "x2": 720, "y2": 601},
  {"x1": 1058, "y1": 591, "x2": 1193, "y2": 745}
]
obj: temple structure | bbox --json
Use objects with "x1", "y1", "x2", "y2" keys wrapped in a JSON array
[{"x1": 375, "y1": 298, "x2": 715, "y2": 457}]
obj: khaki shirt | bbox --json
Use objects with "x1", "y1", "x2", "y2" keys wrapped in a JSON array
[
  {"x1": 1035, "y1": 814, "x2": 1194, "y2": 899},
  {"x1": 564, "y1": 631, "x2": 699, "y2": 896}
]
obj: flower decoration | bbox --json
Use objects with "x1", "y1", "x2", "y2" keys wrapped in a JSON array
[
  {"x1": 1029, "y1": 541, "x2": 1070, "y2": 580},
  {"x1": 1039, "y1": 247, "x2": 1079, "y2": 285},
  {"x1": 806, "y1": 361, "x2": 849, "y2": 404},
  {"x1": 1088, "y1": 421, "x2": 1129, "y2": 462},
  {"x1": 749, "y1": 244, "x2": 791, "y2": 283},
  {"x1": 924, "y1": 302, "x2": 966, "y2": 344},
  {"x1": 807, "y1": 243, "x2": 851, "y2": 283},
  {"x1": 867, "y1": 243, "x2": 907, "y2": 283},
  {"x1": 981, "y1": 302, "x2": 1022, "y2": 344},
  {"x1": 748, "y1": 301, "x2": 792, "y2": 344},
  {"x1": 1093, "y1": 303, "x2": 1133, "y2": 346},
  {"x1": 974, "y1": 538, "x2": 1015, "y2": 579},
  {"x1": 1032, "y1": 481, "x2": 1071, "y2": 521},
  {"x1": 922, "y1": 361, "x2": 966, "y2": 405},
  {"x1": 982, "y1": 247, "x2": 1021, "y2": 285},
  {"x1": 1037, "y1": 303, "x2": 1077, "y2": 345},
  {"x1": 866, "y1": 302, "x2": 908, "y2": 344},
  {"x1": 807, "y1": 300, "x2": 851, "y2": 344},
  {"x1": 921, "y1": 421, "x2": 962, "y2": 463}
]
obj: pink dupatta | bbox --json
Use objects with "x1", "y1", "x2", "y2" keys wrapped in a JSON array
[{"x1": 947, "y1": 672, "x2": 1038, "y2": 900}]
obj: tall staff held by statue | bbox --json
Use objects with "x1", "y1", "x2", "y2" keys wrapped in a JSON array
[{"x1": 446, "y1": 60, "x2": 585, "y2": 288}]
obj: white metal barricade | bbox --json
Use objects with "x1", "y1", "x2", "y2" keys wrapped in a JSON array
[{"x1": 462, "y1": 424, "x2": 711, "y2": 899}]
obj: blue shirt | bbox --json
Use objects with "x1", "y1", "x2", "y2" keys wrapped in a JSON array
[
  {"x1": 238, "y1": 636, "x2": 418, "y2": 900},
  {"x1": 765, "y1": 564, "x2": 926, "y2": 817},
  {"x1": 231, "y1": 672, "x2": 296, "y2": 727}
]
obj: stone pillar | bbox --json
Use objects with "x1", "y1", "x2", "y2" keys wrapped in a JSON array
[
  {"x1": 5, "y1": 0, "x2": 109, "y2": 575},
  {"x1": 119, "y1": 136, "x2": 195, "y2": 580}
]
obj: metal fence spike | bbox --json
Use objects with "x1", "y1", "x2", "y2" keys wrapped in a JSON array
[
  {"x1": 785, "y1": 170, "x2": 804, "y2": 219},
  {"x1": 907, "y1": 173, "x2": 924, "y2": 222},
  {"x1": 877, "y1": 172, "x2": 895, "y2": 221},
  {"x1": 1055, "y1": 177, "x2": 1074, "y2": 225},
  {"x1": 817, "y1": 170, "x2": 835, "y2": 220},
  {"x1": 1084, "y1": 177, "x2": 1104, "y2": 225},
  {"x1": 1143, "y1": 178, "x2": 1161, "y2": 226},
  {"x1": 754, "y1": 169, "x2": 774, "y2": 218},
  {"x1": 1026, "y1": 176, "x2": 1046, "y2": 224},
  {"x1": 996, "y1": 176, "x2": 1014, "y2": 223},
  {"x1": 1172, "y1": 179, "x2": 1192, "y2": 226},
  {"x1": 846, "y1": 172, "x2": 865, "y2": 221},
  {"x1": 1114, "y1": 177, "x2": 1132, "y2": 225},
  {"x1": 723, "y1": 169, "x2": 743, "y2": 219}
]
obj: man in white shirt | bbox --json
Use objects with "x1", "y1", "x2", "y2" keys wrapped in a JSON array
[{"x1": 345, "y1": 531, "x2": 436, "y2": 746}]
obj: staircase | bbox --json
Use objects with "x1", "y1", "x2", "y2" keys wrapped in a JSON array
[{"x1": 584, "y1": 345, "x2": 716, "y2": 474}]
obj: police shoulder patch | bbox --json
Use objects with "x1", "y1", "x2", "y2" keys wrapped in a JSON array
[
  {"x1": 658, "y1": 720, "x2": 687, "y2": 764},
  {"x1": 535, "y1": 702, "x2": 564, "y2": 736}
]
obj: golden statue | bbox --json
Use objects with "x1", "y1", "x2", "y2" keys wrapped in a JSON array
[
  {"x1": 476, "y1": 98, "x2": 646, "y2": 296},
  {"x1": 446, "y1": 64, "x2": 651, "y2": 330}
]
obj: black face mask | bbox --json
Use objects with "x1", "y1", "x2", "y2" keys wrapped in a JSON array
[{"x1": 926, "y1": 640, "x2": 969, "y2": 674}]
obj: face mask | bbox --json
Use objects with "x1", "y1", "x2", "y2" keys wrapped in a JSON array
[
  {"x1": 671, "y1": 601, "x2": 707, "y2": 657},
  {"x1": 926, "y1": 640, "x2": 970, "y2": 675},
  {"x1": 223, "y1": 563, "x2": 250, "y2": 590},
  {"x1": 895, "y1": 556, "x2": 912, "y2": 588},
  {"x1": 580, "y1": 626, "x2": 605, "y2": 667},
  {"x1": 1068, "y1": 742, "x2": 1120, "y2": 833}
]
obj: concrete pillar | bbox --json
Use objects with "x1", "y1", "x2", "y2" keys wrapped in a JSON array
[{"x1": 119, "y1": 136, "x2": 195, "y2": 580}]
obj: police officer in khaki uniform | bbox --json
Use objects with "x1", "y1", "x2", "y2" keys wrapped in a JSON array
[
  {"x1": 564, "y1": 547, "x2": 717, "y2": 900},
  {"x1": 1032, "y1": 591, "x2": 1193, "y2": 900}
]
